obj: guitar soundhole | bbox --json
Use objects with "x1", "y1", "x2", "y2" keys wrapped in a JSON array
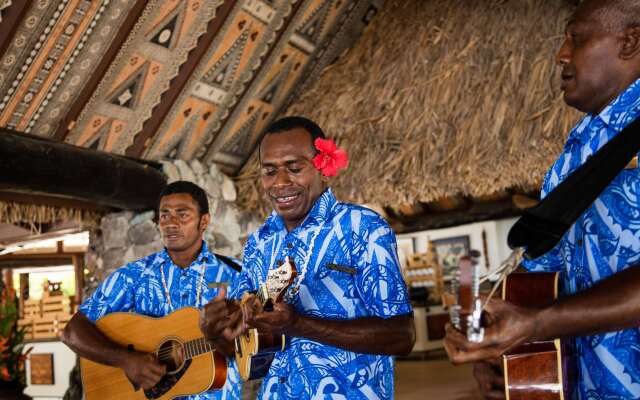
[
  {"x1": 145, "y1": 339, "x2": 190, "y2": 400},
  {"x1": 143, "y1": 359, "x2": 191, "y2": 399},
  {"x1": 156, "y1": 339, "x2": 184, "y2": 374}
]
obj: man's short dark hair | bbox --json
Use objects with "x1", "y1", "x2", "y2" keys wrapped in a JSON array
[
  {"x1": 259, "y1": 116, "x2": 326, "y2": 157},
  {"x1": 159, "y1": 181, "x2": 209, "y2": 215},
  {"x1": 584, "y1": 0, "x2": 640, "y2": 32}
]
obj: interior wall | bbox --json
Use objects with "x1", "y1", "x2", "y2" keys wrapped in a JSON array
[{"x1": 398, "y1": 217, "x2": 518, "y2": 277}]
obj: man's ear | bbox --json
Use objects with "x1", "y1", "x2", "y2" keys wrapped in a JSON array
[
  {"x1": 199, "y1": 213, "x2": 211, "y2": 232},
  {"x1": 620, "y1": 26, "x2": 640, "y2": 60}
]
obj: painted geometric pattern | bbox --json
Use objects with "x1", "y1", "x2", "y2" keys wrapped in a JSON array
[
  {"x1": 0, "y1": 0, "x2": 379, "y2": 173},
  {"x1": 144, "y1": 0, "x2": 282, "y2": 161},
  {"x1": 204, "y1": 0, "x2": 359, "y2": 171},
  {"x1": 65, "y1": 0, "x2": 224, "y2": 154},
  {"x1": 0, "y1": 0, "x2": 11, "y2": 24},
  {"x1": 0, "y1": 0, "x2": 138, "y2": 137}
]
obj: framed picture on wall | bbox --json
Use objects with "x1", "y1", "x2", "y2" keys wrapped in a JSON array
[
  {"x1": 432, "y1": 235, "x2": 470, "y2": 278},
  {"x1": 396, "y1": 237, "x2": 415, "y2": 269}
]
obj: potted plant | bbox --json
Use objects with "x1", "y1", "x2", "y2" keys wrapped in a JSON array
[{"x1": 0, "y1": 285, "x2": 31, "y2": 400}]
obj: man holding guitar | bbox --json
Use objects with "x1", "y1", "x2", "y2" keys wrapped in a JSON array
[
  {"x1": 62, "y1": 181, "x2": 243, "y2": 399},
  {"x1": 445, "y1": 0, "x2": 640, "y2": 399},
  {"x1": 199, "y1": 117, "x2": 415, "y2": 399}
]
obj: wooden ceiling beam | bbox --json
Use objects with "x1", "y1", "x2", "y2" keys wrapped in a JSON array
[
  {"x1": 200, "y1": 0, "x2": 307, "y2": 166},
  {"x1": 0, "y1": 252, "x2": 84, "y2": 262},
  {"x1": 394, "y1": 199, "x2": 522, "y2": 233},
  {"x1": 0, "y1": 190, "x2": 113, "y2": 213},
  {"x1": 0, "y1": 1, "x2": 31, "y2": 61},
  {"x1": 52, "y1": 0, "x2": 149, "y2": 142},
  {"x1": 0, "y1": 128, "x2": 166, "y2": 210},
  {"x1": 124, "y1": 0, "x2": 238, "y2": 158}
]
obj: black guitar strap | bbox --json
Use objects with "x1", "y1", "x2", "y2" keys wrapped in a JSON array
[
  {"x1": 214, "y1": 252, "x2": 242, "y2": 273},
  {"x1": 508, "y1": 116, "x2": 640, "y2": 259}
]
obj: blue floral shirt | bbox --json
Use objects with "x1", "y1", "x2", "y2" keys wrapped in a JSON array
[
  {"x1": 231, "y1": 188, "x2": 412, "y2": 400},
  {"x1": 523, "y1": 78, "x2": 640, "y2": 399},
  {"x1": 79, "y1": 241, "x2": 242, "y2": 400}
]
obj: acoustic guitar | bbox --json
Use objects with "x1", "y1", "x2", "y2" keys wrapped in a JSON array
[
  {"x1": 234, "y1": 256, "x2": 297, "y2": 381},
  {"x1": 449, "y1": 254, "x2": 575, "y2": 400},
  {"x1": 80, "y1": 307, "x2": 227, "y2": 400},
  {"x1": 501, "y1": 272, "x2": 575, "y2": 400}
]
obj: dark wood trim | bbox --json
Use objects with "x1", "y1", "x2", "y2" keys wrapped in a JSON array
[
  {"x1": 125, "y1": 0, "x2": 238, "y2": 158},
  {"x1": 53, "y1": 0, "x2": 149, "y2": 141},
  {"x1": 201, "y1": 0, "x2": 307, "y2": 166},
  {"x1": 0, "y1": 1, "x2": 31, "y2": 61},
  {"x1": 394, "y1": 200, "x2": 523, "y2": 233},
  {"x1": 1, "y1": 128, "x2": 167, "y2": 210},
  {"x1": 0, "y1": 252, "x2": 84, "y2": 261},
  {"x1": 72, "y1": 254, "x2": 84, "y2": 304},
  {"x1": 0, "y1": 258, "x2": 75, "y2": 268},
  {"x1": 19, "y1": 272, "x2": 28, "y2": 316}
]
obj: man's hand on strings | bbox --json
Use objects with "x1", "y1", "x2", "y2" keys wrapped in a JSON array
[
  {"x1": 199, "y1": 288, "x2": 243, "y2": 355},
  {"x1": 247, "y1": 302, "x2": 299, "y2": 336},
  {"x1": 444, "y1": 297, "x2": 539, "y2": 364}
]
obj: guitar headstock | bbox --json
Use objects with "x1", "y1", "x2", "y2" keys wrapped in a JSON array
[
  {"x1": 264, "y1": 256, "x2": 298, "y2": 305},
  {"x1": 449, "y1": 250, "x2": 484, "y2": 342}
]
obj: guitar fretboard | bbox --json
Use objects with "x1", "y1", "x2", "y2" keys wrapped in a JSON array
[{"x1": 183, "y1": 338, "x2": 213, "y2": 359}]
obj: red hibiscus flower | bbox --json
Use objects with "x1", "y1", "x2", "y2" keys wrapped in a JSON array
[
  {"x1": 312, "y1": 138, "x2": 349, "y2": 177},
  {"x1": 1, "y1": 366, "x2": 10, "y2": 381}
]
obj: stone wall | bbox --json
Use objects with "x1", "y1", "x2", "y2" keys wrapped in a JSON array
[{"x1": 84, "y1": 159, "x2": 262, "y2": 291}]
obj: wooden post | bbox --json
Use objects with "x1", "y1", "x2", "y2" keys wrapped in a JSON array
[
  {"x1": 72, "y1": 255, "x2": 84, "y2": 307},
  {"x1": 19, "y1": 273, "x2": 29, "y2": 318}
]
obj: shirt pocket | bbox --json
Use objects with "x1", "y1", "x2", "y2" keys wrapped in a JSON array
[{"x1": 317, "y1": 260, "x2": 361, "y2": 310}]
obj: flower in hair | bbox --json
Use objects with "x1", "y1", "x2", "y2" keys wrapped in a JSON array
[{"x1": 312, "y1": 138, "x2": 349, "y2": 177}]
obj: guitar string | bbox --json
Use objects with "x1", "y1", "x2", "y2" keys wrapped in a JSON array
[
  {"x1": 480, "y1": 248, "x2": 524, "y2": 309},
  {"x1": 155, "y1": 339, "x2": 209, "y2": 357},
  {"x1": 156, "y1": 338, "x2": 213, "y2": 360}
]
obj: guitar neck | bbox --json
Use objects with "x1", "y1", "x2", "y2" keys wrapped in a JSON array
[
  {"x1": 183, "y1": 337, "x2": 214, "y2": 360},
  {"x1": 257, "y1": 284, "x2": 269, "y2": 306}
]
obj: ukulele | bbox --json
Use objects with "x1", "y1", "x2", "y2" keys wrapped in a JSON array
[{"x1": 234, "y1": 256, "x2": 298, "y2": 381}]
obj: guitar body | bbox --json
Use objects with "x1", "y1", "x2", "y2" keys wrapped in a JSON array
[
  {"x1": 502, "y1": 273, "x2": 575, "y2": 400},
  {"x1": 235, "y1": 328, "x2": 285, "y2": 381},
  {"x1": 80, "y1": 307, "x2": 227, "y2": 400}
]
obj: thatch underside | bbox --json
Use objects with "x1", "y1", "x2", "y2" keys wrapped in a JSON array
[
  {"x1": 0, "y1": 201, "x2": 101, "y2": 233},
  {"x1": 236, "y1": 0, "x2": 581, "y2": 214}
]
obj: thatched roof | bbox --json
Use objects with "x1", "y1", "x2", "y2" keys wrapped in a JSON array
[
  {"x1": 236, "y1": 0, "x2": 581, "y2": 214},
  {"x1": 0, "y1": 201, "x2": 101, "y2": 234}
]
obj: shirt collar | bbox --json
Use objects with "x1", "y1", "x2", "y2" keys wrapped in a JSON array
[
  {"x1": 263, "y1": 188, "x2": 337, "y2": 235},
  {"x1": 562, "y1": 77, "x2": 640, "y2": 149},
  {"x1": 159, "y1": 240, "x2": 212, "y2": 268},
  {"x1": 594, "y1": 77, "x2": 640, "y2": 132}
]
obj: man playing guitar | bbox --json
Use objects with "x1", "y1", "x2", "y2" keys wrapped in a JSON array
[
  {"x1": 445, "y1": 1, "x2": 640, "y2": 399},
  {"x1": 62, "y1": 181, "x2": 243, "y2": 399},
  {"x1": 199, "y1": 117, "x2": 415, "y2": 399}
]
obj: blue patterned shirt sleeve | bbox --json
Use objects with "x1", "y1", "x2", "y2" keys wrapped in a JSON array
[
  {"x1": 354, "y1": 215, "x2": 412, "y2": 318},
  {"x1": 229, "y1": 234, "x2": 260, "y2": 300},
  {"x1": 79, "y1": 263, "x2": 139, "y2": 322},
  {"x1": 521, "y1": 244, "x2": 565, "y2": 273}
]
